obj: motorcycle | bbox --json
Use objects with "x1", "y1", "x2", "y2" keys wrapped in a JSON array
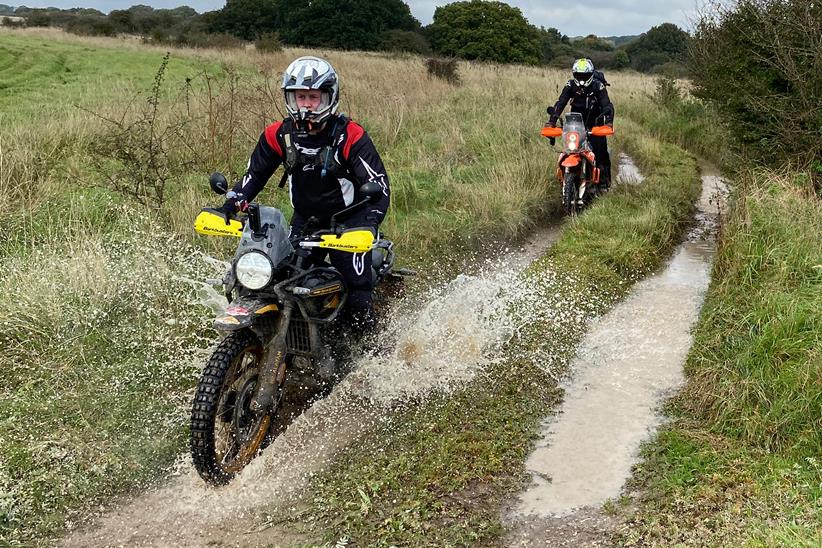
[
  {"x1": 541, "y1": 111, "x2": 614, "y2": 215},
  {"x1": 189, "y1": 173, "x2": 410, "y2": 485}
]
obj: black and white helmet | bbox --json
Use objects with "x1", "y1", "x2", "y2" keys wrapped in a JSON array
[
  {"x1": 281, "y1": 56, "x2": 340, "y2": 127},
  {"x1": 572, "y1": 58, "x2": 595, "y2": 87}
]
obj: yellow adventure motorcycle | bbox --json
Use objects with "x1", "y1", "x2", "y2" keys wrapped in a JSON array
[{"x1": 190, "y1": 173, "x2": 409, "y2": 485}]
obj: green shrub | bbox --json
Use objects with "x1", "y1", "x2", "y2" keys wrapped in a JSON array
[
  {"x1": 653, "y1": 76, "x2": 681, "y2": 109},
  {"x1": 254, "y1": 31, "x2": 282, "y2": 53},
  {"x1": 425, "y1": 57, "x2": 460, "y2": 85},
  {"x1": 690, "y1": 0, "x2": 822, "y2": 176},
  {"x1": 24, "y1": 12, "x2": 51, "y2": 27},
  {"x1": 378, "y1": 29, "x2": 431, "y2": 55},
  {"x1": 65, "y1": 16, "x2": 117, "y2": 37},
  {"x1": 1, "y1": 17, "x2": 25, "y2": 28}
]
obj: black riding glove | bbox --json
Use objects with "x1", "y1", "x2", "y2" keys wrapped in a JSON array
[{"x1": 216, "y1": 195, "x2": 247, "y2": 225}]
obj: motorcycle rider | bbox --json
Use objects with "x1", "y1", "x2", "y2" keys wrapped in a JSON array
[
  {"x1": 220, "y1": 56, "x2": 390, "y2": 336},
  {"x1": 547, "y1": 58, "x2": 614, "y2": 189}
]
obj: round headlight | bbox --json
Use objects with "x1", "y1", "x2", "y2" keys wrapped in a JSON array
[{"x1": 235, "y1": 251, "x2": 273, "y2": 290}]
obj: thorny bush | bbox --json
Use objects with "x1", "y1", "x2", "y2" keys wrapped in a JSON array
[
  {"x1": 426, "y1": 57, "x2": 460, "y2": 85},
  {"x1": 91, "y1": 54, "x2": 281, "y2": 209}
]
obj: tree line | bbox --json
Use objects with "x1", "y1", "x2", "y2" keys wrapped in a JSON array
[{"x1": 0, "y1": 0, "x2": 689, "y2": 74}]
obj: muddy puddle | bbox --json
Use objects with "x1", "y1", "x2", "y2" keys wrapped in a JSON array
[
  {"x1": 507, "y1": 167, "x2": 728, "y2": 544},
  {"x1": 615, "y1": 152, "x2": 644, "y2": 186}
]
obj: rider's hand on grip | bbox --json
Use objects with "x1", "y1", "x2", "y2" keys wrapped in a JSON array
[{"x1": 217, "y1": 198, "x2": 247, "y2": 225}]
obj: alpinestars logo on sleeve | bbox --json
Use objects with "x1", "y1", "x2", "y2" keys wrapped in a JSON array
[{"x1": 359, "y1": 158, "x2": 389, "y2": 196}]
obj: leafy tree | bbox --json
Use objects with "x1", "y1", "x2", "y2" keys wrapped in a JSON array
[
  {"x1": 280, "y1": 0, "x2": 419, "y2": 50},
  {"x1": 690, "y1": 0, "x2": 822, "y2": 169},
  {"x1": 625, "y1": 22, "x2": 689, "y2": 71},
  {"x1": 538, "y1": 26, "x2": 567, "y2": 63},
  {"x1": 429, "y1": 0, "x2": 541, "y2": 65},
  {"x1": 628, "y1": 49, "x2": 671, "y2": 72},
  {"x1": 378, "y1": 29, "x2": 431, "y2": 55},
  {"x1": 24, "y1": 10, "x2": 52, "y2": 27},
  {"x1": 108, "y1": 9, "x2": 136, "y2": 33},
  {"x1": 207, "y1": 0, "x2": 284, "y2": 40},
  {"x1": 613, "y1": 49, "x2": 629, "y2": 69},
  {"x1": 580, "y1": 34, "x2": 613, "y2": 51},
  {"x1": 66, "y1": 15, "x2": 116, "y2": 37}
]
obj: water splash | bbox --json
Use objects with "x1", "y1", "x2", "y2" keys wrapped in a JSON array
[
  {"x1": 60, "y1": 226, "x2": 570, "y2": 546},
  {"x1": 173, "y1": 252, "x2": 231, "y2": 315}
]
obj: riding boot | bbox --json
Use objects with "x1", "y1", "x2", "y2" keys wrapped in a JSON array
[{"x1": 598, "y1": 163, "x2": 611, "y2": 192}]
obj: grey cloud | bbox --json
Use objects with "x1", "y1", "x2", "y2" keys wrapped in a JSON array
[{"x1": 408, "y1": 0, "x2": 700, "y2": 36}]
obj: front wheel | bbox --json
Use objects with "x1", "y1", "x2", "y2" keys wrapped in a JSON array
[
  {"x1": 562, "y1": 172, "x2": 578, "y2": 216},
  {"x1": 190, "y1": 330, "x2": 281, "y2": 485}
]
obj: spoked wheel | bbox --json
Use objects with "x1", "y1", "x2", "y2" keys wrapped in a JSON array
[
  {"x1": 190, "y1": 330, "x2": 284, "y2": 485},
  {"x1": 562, "y1": 172, "x2": 579, "y2": 216}
]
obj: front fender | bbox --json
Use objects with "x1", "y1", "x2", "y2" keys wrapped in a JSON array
[
  {"x1": 561, "y1": 154, "x2": 581, "y2": 168},
  {"x1": 214, "y1": 296, "x2": 280, "y2": 332}
]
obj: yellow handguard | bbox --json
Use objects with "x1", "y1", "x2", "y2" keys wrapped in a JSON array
[
  {"x1": 194, "y1": 209, "x2": 243, "y2": 238},
  {"x1": 300, "y1": 229, "x2": 375, "y2": 253}
]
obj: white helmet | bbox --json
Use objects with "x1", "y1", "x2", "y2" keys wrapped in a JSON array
[
  {"x1": 572, "y1": 58, "x2": 595, "y2": 87},
  {"x1": 281, "y1": 56, "x2": 340, "y2": 128}
]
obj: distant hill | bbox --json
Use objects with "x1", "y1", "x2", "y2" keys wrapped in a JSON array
[
  {"x1": 605, "y1": 34, "x2": 639, "y2": 47},
  {"x1": 569, "y1": 34, "x2": 640, "y2": 47}
]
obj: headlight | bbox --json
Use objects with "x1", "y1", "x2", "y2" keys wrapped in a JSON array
[
  {"x1": 235, "y1": 251, "x2": 273, "y2": 290},
  {"x1": 566, "y1": 131, "x2": 579, "y2": 151}
]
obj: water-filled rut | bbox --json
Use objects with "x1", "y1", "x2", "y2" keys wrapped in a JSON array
[{"x1": 506, "y1": 166, "x2": 728, "y2": 546}]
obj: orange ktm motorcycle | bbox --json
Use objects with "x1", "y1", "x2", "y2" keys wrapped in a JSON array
[{"x1": 541, "y1": 112, "x2": 614, "y2": 215}]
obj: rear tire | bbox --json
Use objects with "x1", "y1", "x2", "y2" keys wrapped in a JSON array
[
  {"x1": 562, "y1": 172, "x2": 578, "y2": 216},
  {"x1": 190, "y1": 330, "x2": 279, "y2": 485}
]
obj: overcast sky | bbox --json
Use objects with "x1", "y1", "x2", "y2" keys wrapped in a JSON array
[{"x1": 9, "y1": 1, "x2": 702, "y2": 36}]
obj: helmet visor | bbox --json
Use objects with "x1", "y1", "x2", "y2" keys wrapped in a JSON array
[
  {"x1": 573, "y1": 72, "x2": 593, "y2": 85},
  {"x1": 284, "y1": 89, "x2": 332, "y2": 118}
]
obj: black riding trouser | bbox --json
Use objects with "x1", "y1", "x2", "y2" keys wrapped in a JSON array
[
  {"x1": 290, "y1": 211, "x2": 377, "y2": 334},
  {"x1": 589, "y1": 135, "x2": 611, "y2": 185}
]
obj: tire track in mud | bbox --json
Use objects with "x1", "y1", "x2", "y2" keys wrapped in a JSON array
[
  {"x1": 59, "y1": 225, "x2": 566, "y2": 547},
  {"x1": 505, "y1": 165, "x2": 728, "y2": 547}
]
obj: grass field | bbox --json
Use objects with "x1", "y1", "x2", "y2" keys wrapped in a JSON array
[
  {"x1": 4, "y1": 25, "x2": 816, "y2": 548},
  {"x1": 0, "y1": 28, "x2": 645, "y2": 545}
]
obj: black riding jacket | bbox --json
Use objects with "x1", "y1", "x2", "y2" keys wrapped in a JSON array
[
  {"x1": 229, "y1": 114, "x2": 390, "y2": 228},
  {"x1": 549, "y1": 79, "x2": 614, "y2": 128}
]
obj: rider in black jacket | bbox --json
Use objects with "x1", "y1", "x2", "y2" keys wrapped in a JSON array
[
  {"x1": 548, "y1": 58, "x2": 615, "y2": 188},
  {"x1": 221, "y1": 56, "x2": 390, "y2": 334}
]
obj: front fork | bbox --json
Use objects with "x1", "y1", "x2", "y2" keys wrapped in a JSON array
[{"x1": 250, "y1": 300, "x2": 294, "y2": 413}]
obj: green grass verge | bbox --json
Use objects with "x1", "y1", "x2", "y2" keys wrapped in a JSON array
[
  {"x1": 0, "y1": 31, "x2": 214, "y2": 124},
  {"x1": 613, "y1": 87, "x2": 822, "y2": 546},
  {"x1": 619, "y1": 76, "x2": 729, "y2": 167},
  {"x1": 261, "y1": 118, "x2": 701, "y2": 546},
  {"x1": 615, "y1": 170, "x2": 821, "y2": 546}
]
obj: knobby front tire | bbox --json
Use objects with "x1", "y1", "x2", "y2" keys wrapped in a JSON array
[
  {"x1": 190, "y1": 330, "x2": 272, "y2": 485},
  {"x1": 563, "y1": 172, "x2": 578, "y2": 216}
]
